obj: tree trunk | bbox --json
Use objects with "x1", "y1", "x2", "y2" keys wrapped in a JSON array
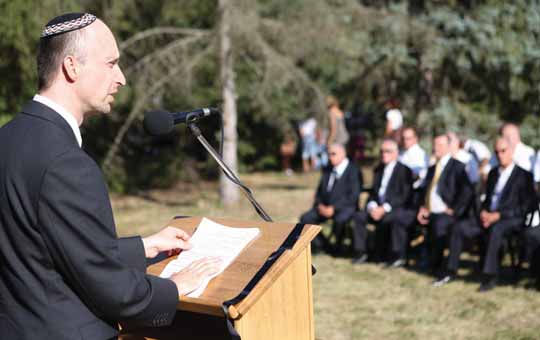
[{"x1": 218, "y1": 0, "x2": 239, "y2": 205}]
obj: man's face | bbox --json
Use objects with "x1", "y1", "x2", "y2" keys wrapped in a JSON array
[
  {"x1": 432, "y1": 135, "x2": 450, "y2": 160},
  {"x1": 328, "y1": 145, "x2": 345, "y2": 167},
  {"x1": 380, "y1": 141, "x2": 398, "y2": 165},
  {"x1": 495, "y1": 139, "x2": 513, "y2": 168},
  {"x1": 76, "y1": 20, "x2": 126, "y2": 116},
  {"x1": 402, "y1": 129, "x2": 417, "y2": 150}
]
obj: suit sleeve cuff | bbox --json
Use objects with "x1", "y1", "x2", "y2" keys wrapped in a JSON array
[
  {"x1": 118, "y1": 236, "x2": 147, "y2": 272},
  {"x1": 145, "y1": 275, "x2": 179, "y2": 327},
  {"x1": 382, "y1": 203, "x2": 392, "y2": 213}
]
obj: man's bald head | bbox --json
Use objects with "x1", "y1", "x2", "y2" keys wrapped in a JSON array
[{"x1": 328, "y1": 143, "x2": 346, "y2": 167}]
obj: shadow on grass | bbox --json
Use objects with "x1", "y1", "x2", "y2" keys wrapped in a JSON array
[{"x1": 257, "y1": 183, "x2": 312, "y2": 191}]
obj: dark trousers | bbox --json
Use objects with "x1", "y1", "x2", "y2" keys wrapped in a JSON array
[
  {"x1": 483, "y1": 218, "x2": 522, "y2": 275},
  {"x1": 300, "y1": 206, "x2": 356, "y2": 249},
  {"x1": 447, "y1": 218, "x2": 483, "y2": 272},
  {"x1": 428, "y1": 213, "x2": 455, "y2": 273},
  {"x1": 523, "y1": 227, "x2": 540, "y2": 280},
  {"x1": 353, "y1": 208, "x2": 415, "y2": 260}
]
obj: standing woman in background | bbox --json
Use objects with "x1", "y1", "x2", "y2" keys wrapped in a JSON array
[{"x1": 326, "y1": 95, "x2": 349, "y2": 148}]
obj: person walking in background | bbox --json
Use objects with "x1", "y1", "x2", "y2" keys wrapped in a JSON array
[
  {"x1": 385, "y1": 108, "x2": 404, "y2": 144},
  {"x1": 299, "y1": 116, "x2": 318, "y2": 172},
  {"x1": 326, "y1": 96, "x2": 349, "y2": 148},
  {"x1": 279, "y1": 132, "x2": 297, "y2": 175}
]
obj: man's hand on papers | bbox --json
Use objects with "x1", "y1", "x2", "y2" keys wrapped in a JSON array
[
  {"x1": 170, "y1": 257, "x2": 223, "y2": 296},
  {"x1": 142, "y1": 226, "x2": 192, "y2": 258}
]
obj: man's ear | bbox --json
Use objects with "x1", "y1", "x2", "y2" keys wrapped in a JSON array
[{"x1": 62, "y1": 55, "x2": 79, "y2": 83}]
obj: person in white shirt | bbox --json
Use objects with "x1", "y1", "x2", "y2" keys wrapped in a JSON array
[
  {"x1": 464, "y1": 138, "x2": 491, "y2": 174},
  {"x1": 448, "y1": 131, "x2": 480, "y2": 184},
  {"x1": 299, "y1": 117, "x2": 318, "y2": 172},
  {"x1": 486, "y1": 123, "x2": 535, "y2": 175},
  {"x1": 385, "y1": 108, "x2": 403, "y2": 144},
  {"x1": 399, "y1": 127, "x2": 429, "y2": 188}
]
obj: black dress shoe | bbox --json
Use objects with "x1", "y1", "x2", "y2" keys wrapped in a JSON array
[
  {"x1": 351, "y1": 253, "x2": 368, "y2": 265},
  {"x1": 478, "y1": 277, "x2": 497, "y2": 292}
]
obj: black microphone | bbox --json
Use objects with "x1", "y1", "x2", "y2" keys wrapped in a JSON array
[{"x1": 143, "y1": 108, "x2": 219, "y2": 136}]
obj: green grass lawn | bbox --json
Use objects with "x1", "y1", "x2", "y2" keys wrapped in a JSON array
[{"x1": 112, "y1": 171, "x2": 540, "y2": 340}]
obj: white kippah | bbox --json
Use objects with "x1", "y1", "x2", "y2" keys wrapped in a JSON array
[{"x1": 41, "y1": 13, "x2": 97, "y2": 38}]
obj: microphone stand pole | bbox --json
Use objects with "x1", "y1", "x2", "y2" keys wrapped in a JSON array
[{"x1": 188, "y1": 123, "x2": 273, "y2": 222}]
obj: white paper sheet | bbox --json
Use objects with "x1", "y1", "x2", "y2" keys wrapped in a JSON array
[{"x1": 160, "y1": 217, "x2": 260, "y2": 298}]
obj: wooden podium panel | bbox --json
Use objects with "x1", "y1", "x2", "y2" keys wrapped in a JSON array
[{"x1": 122, "y1": 216, "x2": 320, "y2": 340}]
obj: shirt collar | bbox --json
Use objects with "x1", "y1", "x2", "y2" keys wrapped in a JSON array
[
  {"x1": 498, "y1": 162, "x2": 515, "y2": 176},
  {"x1": 438, "y1": 153, "x2": 451, "y2": 167},
  {"x1": 384, "y1": 160, "x2": 397, "y2": 172},
  {"x1": 333, "y1": 158, "x2": 349, "y2": 178},
  {"x1": 33, "y1": 94, "x2": 82, "y2": 147}
]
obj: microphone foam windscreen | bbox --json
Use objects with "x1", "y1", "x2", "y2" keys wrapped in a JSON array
[{"x1": 143, "y1": 110, "x2": 174, "y2": 136}]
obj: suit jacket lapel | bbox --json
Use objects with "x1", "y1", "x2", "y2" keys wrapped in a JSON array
[{"x1": 498, "y1": 166, "x2": 517, "y2": 206}]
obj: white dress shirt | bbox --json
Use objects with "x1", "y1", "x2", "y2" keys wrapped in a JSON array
[
  {"x1": 490, "y1": 163, "x2": 515, "y2": 211},
  {"x1": 429, "y1": 154, "x2": 451, "y2": 214},
  {"x1": 534, "y1": 150, "x2": 540, "y2": 183},
  {"x1": 399, "y1": 143, "x2": 428, "y2": 188},
  {"x1": 464, "y1": 139, "x2": 491, "y2": 162},
  {"x1": 327, "y1": 158, "x2": 349, "y2": 191},
  {"x1": 386, "y1": 109, "x2": 403, "y2": 130},
  {"x1": 33, "y1": 94, "x2": 82, "y2": 147},
  {"x1": 367, "y1": 160, "x2": 396, "y2": 213}
]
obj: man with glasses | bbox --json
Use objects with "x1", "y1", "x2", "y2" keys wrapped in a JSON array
[
  {"x1": 417, "y1": 133, "x2": 474, "y2": 279},
  {"x1": 300, "y1": 143, "x2": 362, "y2": 255},
  {"x1": 434, "y1": 138, "x2": 536, "y2": 291},
  {"x1": 352, "y1": 139, "x2": 415, "y2": 266}
]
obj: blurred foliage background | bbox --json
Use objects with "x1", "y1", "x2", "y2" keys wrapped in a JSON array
[{"x1": 1, "y1": 0, "x2": 539, "y2": 192}]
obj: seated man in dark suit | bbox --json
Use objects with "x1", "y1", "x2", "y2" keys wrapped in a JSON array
[
  {"x1": 300, "y1": 143, "x2": 362, "y2": 254},
  {"x1": 434, "y1": 137, "x2": 536, "y2": 291},
  {"x1": 417, "y1": 133, "x2": 474, "y2": 277},
  {"x1": 352, "y1": 138, "x2": 415, "y2": 266}
]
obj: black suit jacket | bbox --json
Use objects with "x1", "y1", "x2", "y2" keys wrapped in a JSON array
[
  {"x1": 420, "y1": 157, "x2": 474, "y2": 217},
  {"x1": 483, "y1": 165, "x2": 536, "y2": 220},
  {"x1": 0, "y1": 101, "x2": 178, "y2": 340},
  {"x1": 314, "y1": 161, "x2": 362, "y2": 211},
  {"x1": 368, "y1": 161, "x2": 413, "y2": 210}
]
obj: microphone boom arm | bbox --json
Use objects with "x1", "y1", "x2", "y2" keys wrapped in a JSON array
[{"x1": 187, "y1": 123, "x2": 273, "y2": 222}]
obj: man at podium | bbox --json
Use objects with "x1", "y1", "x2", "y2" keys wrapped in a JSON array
[{"x1": 0, "y1": 13, "x2": 220, "y2": 340}]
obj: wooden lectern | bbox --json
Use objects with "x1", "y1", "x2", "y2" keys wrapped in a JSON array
[{"x1": 120, "y1": 216, "x2": 320, "y2": 340}]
